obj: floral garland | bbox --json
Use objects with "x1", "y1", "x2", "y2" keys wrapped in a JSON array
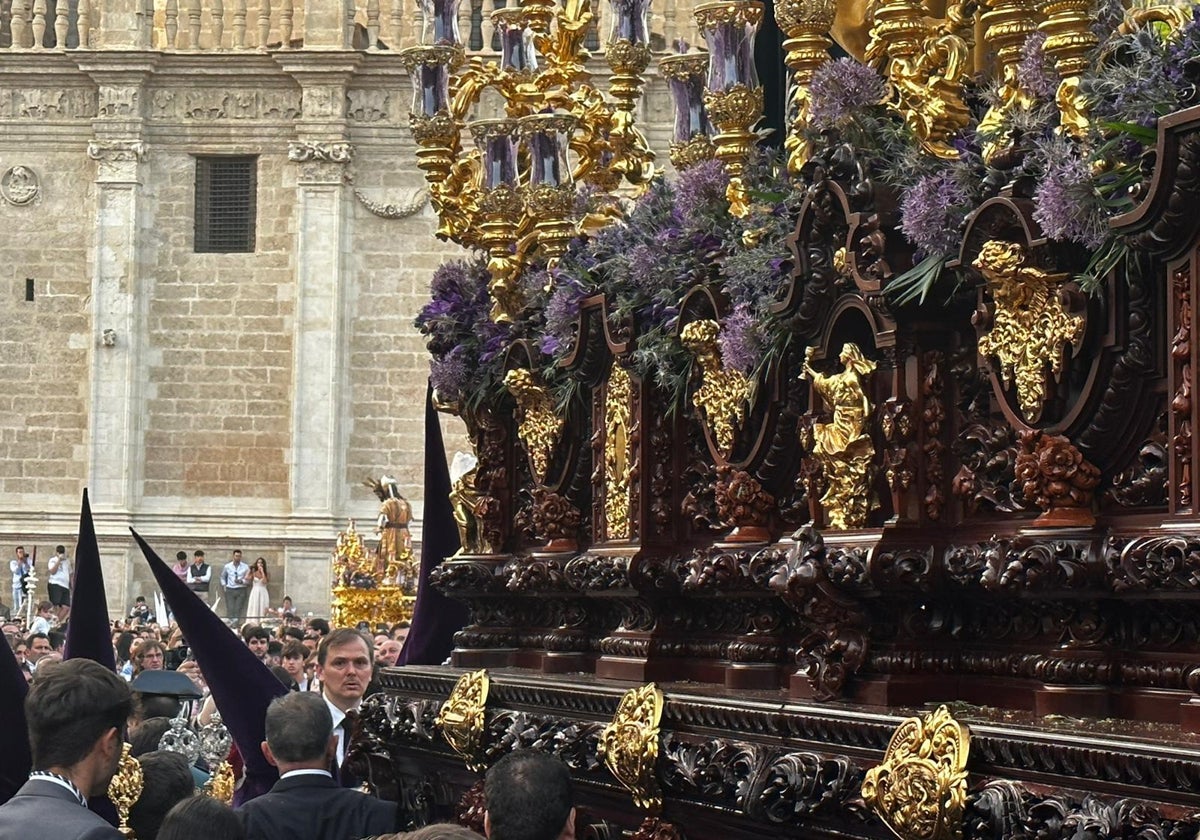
[{"x1": 416, "y1": 3, "x2": 1200, "y2": 410}]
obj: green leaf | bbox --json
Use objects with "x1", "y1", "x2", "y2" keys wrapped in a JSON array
[
  {"x1": 1100, "y1": 120, "x2": 1158, "y2": 145},
  {"x1": 885, "y1": 252, "x2": 952, "y2": 307}
]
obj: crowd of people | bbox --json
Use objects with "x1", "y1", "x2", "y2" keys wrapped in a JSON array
[{"x1": 0, "y1": 532, "x2": 579, "y2": 840}]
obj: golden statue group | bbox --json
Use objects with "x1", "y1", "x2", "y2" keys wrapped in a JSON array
[{"x1": 330, "y1": 476, "x2": 417, "y2": 627}]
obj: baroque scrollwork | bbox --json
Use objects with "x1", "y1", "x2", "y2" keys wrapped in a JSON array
[
  {"x1": 597, "y1": 684, "x2": 664, "y2": 813},
  {"x1": 435, "y1": 669, "x2": 490, "y2": 772},
  {"x1": 861, "y1": 705, "x2": 969, "y2": 840},
  {"x1": 680, "y1": 319, "x2": 751, "y2": 455},
  {"x1": 504, "y1": 368, "x2": 563, "y2": 484},
  {"x1": 974, "y1": 240, "x2": 1085, "y2": 423}
]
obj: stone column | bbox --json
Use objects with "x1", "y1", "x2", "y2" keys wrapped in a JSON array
[
  {"x1": 277, "y1": 53, "x2": 361, "y2": 518},
  {"x1": 78, "y1": 60, "x2": 155, "y2": 513},
  {"x1": 286, "y1": 139, "x2": 354, "y2": 515}
]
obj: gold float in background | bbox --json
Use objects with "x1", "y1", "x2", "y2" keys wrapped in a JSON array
[
  {"x1": 862, "y1": 705, "x2": 970, "y2": 840},
  {"x1": 331, "y1": 519, "x2": 417, "y2": 628},
  {"x1": 598, "y1": 683, "x2": 665, "y2": 813},
  {"x1": 437, "y1": 669, "x2": 491, "y2": 772}
]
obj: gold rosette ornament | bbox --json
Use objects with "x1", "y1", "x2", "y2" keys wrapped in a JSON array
[{"x1": 862, "y1": 705, "x2": 970, "y2": 840}]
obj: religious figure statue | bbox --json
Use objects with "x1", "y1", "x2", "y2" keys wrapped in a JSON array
[
  {"x1": 804, "y1": 343, "x2": 878, "y2": 529},
  {"x1": 449, "y1": 451, "x2": 486, "y2": 555},
  {"x1": 365, "y1": 475, "x2": 414, "y2": 588}
]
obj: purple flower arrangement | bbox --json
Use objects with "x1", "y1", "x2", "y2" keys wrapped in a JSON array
[{"x1": 900, "y1": 170, "x2": 973, "y2": 257}]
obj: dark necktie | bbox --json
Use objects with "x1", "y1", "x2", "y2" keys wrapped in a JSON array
[{"x1": 337, "y1": 710, "x2": 360, "y2": 788}]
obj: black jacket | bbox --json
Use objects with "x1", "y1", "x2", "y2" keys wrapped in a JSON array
[{"x1": 237, "y1": 772, "x2": 398, "y2": 840}]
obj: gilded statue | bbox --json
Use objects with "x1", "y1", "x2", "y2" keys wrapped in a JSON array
[
  {"x1": 449, "y1": 451, "x2": 487, "y2": 555},
  {"x1": 504, "y1": 368, "x2": 564, "y2": 484},
  {"x1": 865, "y1": 0, "x2": 976, "y2": 158},
  {"x1": 333, "y1": 519, "x2": 371, "y2": 587},
  {"x1": 604, "y1": 365, "x2": 633, "y2": 541},
  {"x1": 680, "y1": 320, "x2": 752, "y2": 454},
  {"x1": 974, "y1": 240, "x2": 1084, "y2": 423},
  {"x1": 804, "y1": 343, "x2": 878, "y2": 530},
  {"x1": 366, "y1": 475, "x2": 415, "y2": 587}
]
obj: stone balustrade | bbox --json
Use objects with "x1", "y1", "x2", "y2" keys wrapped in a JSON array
[{"x1": 0, "y1": 0, "x2": 700, "y2": 53}]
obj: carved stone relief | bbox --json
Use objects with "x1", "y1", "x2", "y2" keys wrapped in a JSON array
[{"x1": 0, "y1": 166, "x2": 40, "y2": 205}]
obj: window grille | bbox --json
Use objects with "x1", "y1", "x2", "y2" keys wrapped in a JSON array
[{"x1": 194, "y1": 156, "x2": 257, "y2": 253}]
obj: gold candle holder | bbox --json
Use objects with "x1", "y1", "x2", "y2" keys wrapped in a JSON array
[
  {"x1": 977, "y1": 0, "x2": 1041, "y2": 161},
  {"x1": 521, "y1": 112, "x2": 581, "y2": 264},
  {"x1": 696, "y1": 0, "x2": 766, "y2": 217},
  {"x1": 659, "y1": 52, "x2": 716, "y2": 170},
  {"x1": 472, "y1": 118, "x2": 526, "y2": 323},
  {"x1": 401, "y1": 44, "x2": 465, "y2": 184},
  {"x1": 774, "y1": 0, "x2": 835, "y2": 175},
  {"x1": 1038, "y1": 0, "x2": 1097, "y2": 138}
]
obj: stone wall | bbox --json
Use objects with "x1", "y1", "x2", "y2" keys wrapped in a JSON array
[{"x1": 0, "y1": 43, "x2": 677, "y2": 617}]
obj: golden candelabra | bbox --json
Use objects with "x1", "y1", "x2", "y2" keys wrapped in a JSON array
[
  {"x1": 695, "y1": 1, "x2": 766, "y2": 217},
  {"x1": 1037, "y1": 0, "x2": 1097, "y2": 138},
  {"x1": 403, "y1": 0, "x2": 656, "y2": 323},
  {"x1": 658, "y1": 51, "x2": 716, "y2": 171},
  {"x1": 774, "y1": 0, "x2": 835, "y2": 174}
]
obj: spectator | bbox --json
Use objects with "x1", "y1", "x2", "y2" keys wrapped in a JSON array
[
  {"x1": 376, "y1": 640, "x2": 403, "y2": 668},
  {"x1": 279, "y1": 641, "x2": 311, "y2": 692},
  {"x1": 28, "y1": 602, "x2": 54, "y2": 636},
  {"x1": 242, "y1": 625, "x2": 271, "y2": 663},
  {"x1": 129, "y1": 596, "x2": 155, "y2": 624},
  {"x1": 484, "y1": 751, "x2": 575, "y2": 840},
  {"x1": 25, "y1": 633, "x2": 51, "y2": 670},
  {"x1": 316, "y1": 628, "x2": 372, "y2": 786},
  {"x1": 185, "y1": 552, "x2": 211, "y2": 601},
  {"x1": 9, "y1": 546, "x2": 30, "y2": 616},
  {"x1": 221, "y1": 550, "x2": 251, "y2": 623},
  {"x1": 237, "y1": 692, "x2": 398, "y2": 840},
  {"x1": 128, "y1": 751, "x2": 195, "y2": 840},
  {"x1": 159, "y1": 795, "x2": 244, "y2": 840},
  {"x1": 136, "y1": 639, "x2": 167, "y2": 675},
  {"x1": 171, "y1": 552, "x2": 190, "y2": 583},
  {"x1": 45, "y1": 545, "x2": 71, "y2": 622},
  {"x1": 0, "y1": 659, "x2": 133, "y2": 839}
]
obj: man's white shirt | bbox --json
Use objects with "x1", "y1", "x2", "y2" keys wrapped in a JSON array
[{"x1": 322, "y1": 692, "x2": 361, "y2": 766}]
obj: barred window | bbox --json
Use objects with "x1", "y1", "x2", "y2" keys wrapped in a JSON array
[{"x1": 194, "y1": 156, "x2": 257, "y2": 253}]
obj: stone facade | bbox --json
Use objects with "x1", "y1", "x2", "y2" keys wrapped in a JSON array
[{"x1": 0, "y1": 1, "x2": 691, "y2": 617}]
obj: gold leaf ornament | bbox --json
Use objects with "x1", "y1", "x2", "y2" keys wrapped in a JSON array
[
  {"x1": 436, "y1": 669, "x2": 490, "y2": 772},
  {"x1": 598, "y1": 683, "x2": 664, "y2": 813},
  {"x1": 862, "y1": 705, "x2": 970, "y2": 840},
  {"x1": 108, "y1": 742, "x2": 144, "y2": 838}
]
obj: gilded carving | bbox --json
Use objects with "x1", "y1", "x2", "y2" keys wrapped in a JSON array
[
  {"x1": 804, "y1": 344, "x2": 877, "y2": 530},
  {"x1": 1038, "y1": 0, "x2": 1096, "y2": 137},
  {"x1": 865, "y1": 0, "x2": 975, "y2": 158},
  {"x1": 975, "y1": 0, "x2": 1040, "y2": 161},
  {"x1": 604, "y1": 365, "x2": 633, "y2": 541},
  {"x1": 198, "y1": 712, "x2": 235, "y2": 803},
  {"x1": 107, "y1": 743, "x2": 143, "y2": 837},
  {"x1": 598, "y1": 683, "x2": 664, "y2": 813},
  {"x1": 862, "y1": 705, "x2": 969, "y2": 840},
  {"x1": 504, "y1": 368, "x2": 563, "y2": 485},
  {"x1": 436, "y1": 669, "x2": 490, "y2": 772},
  {"x1": 775, "y1": 0, "x2": 836, "y2": 173},
  {"x1": 974, "y1": 240, "x2": 1084, "y2": 423},
  {"x1": 680, "y1": 319, "x2": 751, "y2": 455}
]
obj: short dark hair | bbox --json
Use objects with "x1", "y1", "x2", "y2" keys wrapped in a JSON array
[
  {"x1": 26, "y1": 659, "x2": 133, "y2": 769},
  {"x1": 55, "y1": 545, "x2": 66, "y2": 554},
  {"x1": 159, "y1": 795, "x2": 244, "y2": 840},
  {"x1": 139, "y1": 695, "x2": 183, "y2": 721},
  {"x1": 316, "y1": 628, "x2": 372, "y2": 666},
  {"x1": 130, "y1": 751, "x2": 195, "y2": 840},
  {"x1": 176, "y1": 551, "x2": 188, "y2": 561},
  {"x1": 47, "y1": 630, "x2": 65, "y2": 651},
  {"x1": 193, "y1": 550, "x2": 205, "y2": 558},
  {"x1": 279, "y1": 627, "x2": 305, "y2": 643},
  {"x1": 130, "y1": 717, "x2": 174, "y2": 757},
  {"x1": 25, "y1": 632, "x2": 48, "y2": 648},
  {"x1": 241, "y1": 625, "x2": 270, "y2": 643},
  {"x1": 484, "y1": 750, "x2": 574, "y2": 840},
  {"x1": 281, "y1": 641, "x2": 308, "y2": 661},
  {"x1": 264, "y1": 692, "x2": 332, "y2": 762},
  {"x1": 306, "y1": 618, "x2": 330, "y2": 636}
]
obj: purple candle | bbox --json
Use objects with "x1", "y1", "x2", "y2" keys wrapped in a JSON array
[
  {"x1": 419, "y1": 0, "x2": 462, "y2": 46},
  {"x1": 494, "y1": 9, "x2": 538, "y2": 75},
  {"x1": 608, "y1": 0, "x2": 650, "y2": 44},
  {"x1": 521, "y1": 115, "x2": 576, "y2": 188},
  {"x1": 696, "y1": 2, "x2": 762, "y2": 92},
  {"x1": 670, "y1": 74, "x2": 711, "y2": 141},
  {"x1": 415, "y1": 61, "x2": 450, "y2": 116},
  {"x1": 471, "y1": 120, "x2": 519, "y2": 190}
]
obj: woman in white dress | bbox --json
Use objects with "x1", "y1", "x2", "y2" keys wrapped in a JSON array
[{"x1": 247, "y1": 556, "x2": 270, "y2": 619}]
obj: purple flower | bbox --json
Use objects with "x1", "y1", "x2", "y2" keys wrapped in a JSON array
[
  {"x1": 674, "y1": 159, "x2": 729, "y2": 226},
  {"x1": 808, "y1": 58, "x2": 887, "y2": 130},
  {"x1": 1017, "y1": 32, "x2": 1058, "y2": 101},
  {"x1": 1167, "y1": 7, "x2": 1200, "y2": 87},
  {"x1": 1032, "y1": 140, "x2": 1107, "y2": 248},
  {"x1": 900, "y1": 170, "x2": 971, "y2": 255},
  {"x1": 430, "y1": 347, "x2": 469, "y2": 400},
  {"x1": 718, "y1": 304, "x2": 760, "y2": 375},
  {"x1": 541, "y1": 276, "x2": 589, "y2": 359}
]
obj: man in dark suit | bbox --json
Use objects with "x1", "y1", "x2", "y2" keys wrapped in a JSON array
[
  {"x1": 0, "y1": 659, "x2": 133, "y2": 840},
  {"x1": 484, "y1": 750, "x2": 576, "y2": 840},
  {"x1": 237, "y1": 691, "x2": 397, "y2": 840}
]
